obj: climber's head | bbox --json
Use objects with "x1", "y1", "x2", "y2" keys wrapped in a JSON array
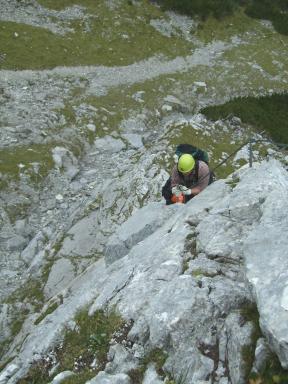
[{"x1": 178, "y1": 154, "x2": 195, "y2": 174}]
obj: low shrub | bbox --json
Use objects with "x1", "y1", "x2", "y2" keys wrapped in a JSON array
[
  {"x1": 157, "y1": 0, "x2": 288, "y2": 35},
  {"x1": 200, "y1": 93, "x2": 288, "y2": 144}
]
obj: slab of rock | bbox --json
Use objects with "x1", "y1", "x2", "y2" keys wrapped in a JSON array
[
  {"x1": 243, "y1": 161, "x2": 288, "y2": 368},
  {"x1": 44, "y1": 258, "x2": 75, "y2": 299},
  {"x1": 94, "y1": 136, "x2": 125, "y2": 152},
  {"x1": 59, "y1": 211, "x2": 100, "y2": 257},
  {"x1": 122, "y1": 133, "x2": 143, "y2": 149},
  {"x1": 143, "y1": 364, "x2": 164, "y2": 384},
  {"x1": 104, "y1": 202, "x2": 179, "y2": 265},
  {"x1": 105, "y1": 344, "x2": 138, "y2": 374},
  {"x1": 7, "y1": 235, "x2": 27, "y2": 252},
  {"x1": 4, "y1": 161, "x2": 288, "y2": 384},
  {"x1": 52, "y1": 146, "x2": 79, "y2": 180},
  {"x1": 50, "y1": 371, "x2": 75, "y2": 384},
  {"x1": 86, "y1": 372, "x2": 131, "y2": 384}
]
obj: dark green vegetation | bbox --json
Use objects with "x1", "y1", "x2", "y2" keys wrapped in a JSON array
[
  {"x1": 245, "y1": 0, "x2": 288, "y2": 36},
  {"x1": 18, "y1": 309, "x2": 127, "y2": 384},
  {"x1": 201, "y1": 93, "x2": 288, "y2": 144},
  {"x1": 128, "y1": 348, "x2": 168, "y2": 383},
  {"x1": 239, "y1": 305, "x2": 288, "y2": 384},
  {"x1": 0, "y1": 0, "x2": 190, "y2": 70},
  {"x1": 158, "y1": 0, "x2": 242, "y2": 19},
  {"x1": 0, "y1": 144, "x2": 54, "y2": 183},
  {"x1": 249, "y1": 357, "x2": 288, "y2": 384},
  {"x1": 158, "y1": 0, "x2": 288, "y2": 35}
]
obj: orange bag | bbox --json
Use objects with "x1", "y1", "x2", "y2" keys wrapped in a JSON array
[{"x1": 171, "y1": 193, "x2": 185, "y2": 204}]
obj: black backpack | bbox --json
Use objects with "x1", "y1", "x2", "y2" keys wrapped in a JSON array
[{"x1": 175, "y1": 144, "x2": 209, "y2": 165}]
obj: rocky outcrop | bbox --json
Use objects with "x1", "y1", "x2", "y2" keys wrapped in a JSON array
[
  {"x1": 243, "y1": 161, "x2": 288, "y2": 368},
  {"x1": 2, "y1": 160, "x2": 288, "y2": 384}
]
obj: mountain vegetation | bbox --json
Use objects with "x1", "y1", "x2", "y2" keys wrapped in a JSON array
[
  {"x1": 201, "y1": 93, "x2": 288, "y2": 144},
  {"x1": 157, "y1": 0, "x2": 288, "y2": 35}
]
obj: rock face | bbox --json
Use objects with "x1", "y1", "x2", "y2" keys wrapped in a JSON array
[
  {"x1": 243, "y1": 161, "x2": 288, "y2": 368},
  {"x1": 105, "y1": 202, "x2": 179, "y2": 265},
  {"x1": 2, "y1": 160, "x2": 288, "y2": 384}
]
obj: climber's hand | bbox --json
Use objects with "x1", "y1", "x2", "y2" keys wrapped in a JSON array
[
  {"x1": 178, "y1": 185, "x2": 191, "y2": 195},
  {"x1": 172, "y1": 185, "x2": 182, "y2": 196},
  {"x1": 182, "y1": 188, "x2": 192, "y2": 195}
]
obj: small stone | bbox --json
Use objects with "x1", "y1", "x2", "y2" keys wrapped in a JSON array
[
  {"x1": 161, "y1": 104, "x2": 172, "y2": 112},
  {"x1": 87, "y1": 123, "x2": 96, "y2": 132},
  {"x1": 56, "y1": 194, "x2": 64, "y2": 202}
]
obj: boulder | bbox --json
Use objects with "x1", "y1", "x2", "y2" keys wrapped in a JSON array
[
  {"x1": 94, "y1": 136, "x2": 125, "y2": 152},
  {"x1": 52, "y1": 146, "x2": 79, "y2": 180}
]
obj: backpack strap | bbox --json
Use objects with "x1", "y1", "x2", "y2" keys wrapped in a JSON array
[{"x1": 195, "y1": 160, "x2": 199, "y2": 182}]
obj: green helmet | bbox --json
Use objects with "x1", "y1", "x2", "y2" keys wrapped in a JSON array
[{"x1": 178, "y1": 154, "x2": 195, "y2": 173}]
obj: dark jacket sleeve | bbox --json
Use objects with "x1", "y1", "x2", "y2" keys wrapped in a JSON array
[{"x1": 171, "y1": 166, "x2": 183, "y2": 187}]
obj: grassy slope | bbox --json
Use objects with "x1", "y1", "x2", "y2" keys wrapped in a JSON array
[{"x1": 0, "y1": 0, "x2": 192, "y2": 70}]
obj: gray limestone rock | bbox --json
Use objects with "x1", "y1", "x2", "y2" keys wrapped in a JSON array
[
  {"x1": 0, "y1": 364, "x2": 19, "y2": 384},
  {"x1": 251, "y1": 338, "x2": 272, "y2": 374},
  {"x1": 94, "y1": 136, "x2": 126, "y2": 152},
  {"x1": 142, "y1": 364, "x2": 164, "y2": 384},
  {"x1": 7, "y1": 235, "x2": 27, "y2": 252},
  {"x1": 122, "y1": 134, "x2": 143, "y2": 149},
  {"x1": 105, "y1": 344, "x2": 138, "y2": 374},
  {"x1": 3, "y1": 161, "x2": 288, "y2": 384},
  {"x1": 58, "y1": 211, "x2": 101, "y2": 257},
  {"x1": 14, "y1": 219, "x2": 32, "y2": 238},
  {"x1": 52, "y1": 146, "x2": 79, "y2": 181},
  {"x1": 50, "y1": 371, "x2": 75, "y2": 384},
  {"x1": 224, "y1": 313, "x2": 254, "y2": 384},
  {"x1": 105, "y1": 202, "x2": 178, "y2": 265},
  {"x1": 86, "y1": 371, "x2": 131, "y2": 384},
  {"x1": 0, "y1": 304, "x2": 11, "y2": 342},
  {"x1": 243, "y1": 160, "x2": 288, "y2": 368},
  {"x1": 44, "y1": 258, "x2": 75, "y2": 299},
  {"x1": 21, "y1": 231, "x2": 45, "y2": 264}
]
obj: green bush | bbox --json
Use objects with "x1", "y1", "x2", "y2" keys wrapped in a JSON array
[
  {"x1": 200, "y1": 93, "x2": 288, "y2": 144},
  {"x1": 157, "y1": 0, "x2": 288, "y2": 35},
  {"x1": 158, "y1": 0, "x2": 241, "y2": 19},
  {"x1": 245, "y1": 0, "x2": 288, "y2": 35}
]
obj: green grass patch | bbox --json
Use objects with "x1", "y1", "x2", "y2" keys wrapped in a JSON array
[
  {"x1": 0, "y1": 143, "x2": 55, "y2": 183},
  {"x1": 18, "y1": 308, "x2": 126, "y2": 384},
  {"x1": 240, "y1": 304, "x2": 288, "y2": 383},
  {"x1": 5, "y1": 279, "x2": 45, "y2": 310},
  {"x1": 249, "y1": 357, "x2": 288, "y2": 383},
  {"x1": 0, "y1": 1, "x2": 192, "y2": 70},
  {"x1": 128, "y1": 348, "x2": 168, "y2": 383},
  {"x1": 240, "y1": 304, "x2": 262, "y2": 379},
  {"x1": 195, "y1": 8, "x2": 257, "y2": 43},
  {"x1": 200, "y1": 93, "x2": 288, "y2": 144}
]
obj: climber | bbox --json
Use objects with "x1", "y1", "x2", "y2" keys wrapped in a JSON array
[{"x1": 162, "y1": 153, "x2": 211, "y2": 205}]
